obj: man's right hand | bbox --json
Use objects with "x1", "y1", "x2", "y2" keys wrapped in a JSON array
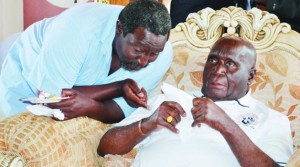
[
  {"x1": 142, "y1": 101, "x2": 186, "y2": 134},
  {"x1": 120, "y1": 79, "x2": 149, "y2": 109}
]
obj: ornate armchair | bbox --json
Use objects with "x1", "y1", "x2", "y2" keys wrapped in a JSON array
[
  {"x1": 104, "y1": 6, "x2": 300, "y2": 166},
  {"x1": 0, "y1": 6, "x2": 299, "y2": 167}
]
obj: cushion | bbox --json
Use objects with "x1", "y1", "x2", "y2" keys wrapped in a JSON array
[
  {"x1": 0, "y1": 151, "x2": 26, "y2": 167},
  {"x1": 0, "y1": 112, "x2": 109, "y2": 166}
]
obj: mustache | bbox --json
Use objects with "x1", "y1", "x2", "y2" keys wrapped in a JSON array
[
  {"x1": 121, "y1": 61, "x2": 141, "y2": 70},
  {"x1": 121, "y1": 60, "x2": 149, "y2": 70}
]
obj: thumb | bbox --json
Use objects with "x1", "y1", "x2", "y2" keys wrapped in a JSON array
[{"x1": 61, "y1": 89, "x2": 76, "y2": 97}]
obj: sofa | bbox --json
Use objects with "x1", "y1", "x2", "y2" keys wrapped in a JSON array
[{"x1": 0, "y1": 6, "x2": 300, "y2": 167}]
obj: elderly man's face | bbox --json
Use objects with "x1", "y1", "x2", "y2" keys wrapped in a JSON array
[
  {"x1": 201, "y1": 38, "x2": 256, "y2": 101},
  {"x1": 117, "y1": 27, "x2": 168, "y2": 71}
]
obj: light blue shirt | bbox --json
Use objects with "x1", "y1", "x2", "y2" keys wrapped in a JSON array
[{"x1": 0, "y1": 3, "x2": 173, "y2": 117}]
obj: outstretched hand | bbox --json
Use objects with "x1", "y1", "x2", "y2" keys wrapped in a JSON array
[
  {"x1": 121, "y1": 79, "x2": 149, "y2": 109},
  {"x1": 47, "y1": 89, "x2": 98, "y2": 120}
]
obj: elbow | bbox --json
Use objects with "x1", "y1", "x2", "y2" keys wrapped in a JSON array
[
  {"x1": 97, "y1": 142, "x2": 131, "y2": 157},
  {"x1": 97, "y1": 145, "x2": 106, "y2": 157},
  {"x1": 97, "y1": 137, "x2": 110, "y2": 157}
]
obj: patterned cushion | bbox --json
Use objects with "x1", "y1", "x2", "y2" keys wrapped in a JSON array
[
  {"x1": 0, "y1": 151, "x2": 26, "y2": 167},
  {"x1": 0, "y1": 112, "x2": 109, "y2": 166}
]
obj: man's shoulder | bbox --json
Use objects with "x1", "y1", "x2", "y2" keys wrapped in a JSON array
[{"x1": 249, "y1": 95, "x2": 288, "y2": 118}]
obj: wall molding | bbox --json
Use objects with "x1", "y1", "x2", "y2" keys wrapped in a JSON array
[{"x1": 0, "y1": 0, "x2": 23, "y2": 41}]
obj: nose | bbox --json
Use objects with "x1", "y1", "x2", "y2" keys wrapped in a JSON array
[
  {"x1": 137, "y1": 55, "x2": 149, "y2": 67},
  {"x1": 214, "y1": 63, "x2": 226, "y2": 74}
]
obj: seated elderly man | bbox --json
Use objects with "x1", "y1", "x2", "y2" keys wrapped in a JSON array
[{"x1": 98, "y1": 37, "x2": 293, "y2": 167}]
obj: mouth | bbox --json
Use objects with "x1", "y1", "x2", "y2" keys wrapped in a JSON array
[
  {"x1": 207, "y1": 76, "x2": 227, "y2": 90},
  {"x1": 210, "y1": 82, "x2": 225, "y2": 88},
  {"x1": 121, "y1": 61, "x2": 142, "y2": 71}
]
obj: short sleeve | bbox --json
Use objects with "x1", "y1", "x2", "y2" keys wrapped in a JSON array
[
  {"x1": 27, "y1": 18, "x2": 88, "y2": 96},
  {"x1": 256, "y1": 112, "x2": 294, "y2": 164}
]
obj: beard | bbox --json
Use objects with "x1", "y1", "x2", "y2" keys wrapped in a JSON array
[{"x1": 120, "y1": 60, "x2": 148, "y2": 71}]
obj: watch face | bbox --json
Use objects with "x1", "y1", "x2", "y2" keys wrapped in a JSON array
[{"x1": 47, "y1": 0, "x2": 90, "y2": 8}]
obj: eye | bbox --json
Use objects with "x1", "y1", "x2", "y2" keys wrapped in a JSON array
[
  {"x1": 207, "y1": 57, "x2": 218, "y2": 64},
  {"x1": 135, "y1": 49, "x2": 143, "y2": 54},
  {"x1": 225, "y1": 61, "x2": 237, "y2": 70},
  {"x1": 150, "y1": 52, "x2": 159, "y2": 57}
]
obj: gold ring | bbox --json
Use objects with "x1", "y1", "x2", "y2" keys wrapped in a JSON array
[{"x1": 167, "y1": 116, "x2": 173, "y2": 123}]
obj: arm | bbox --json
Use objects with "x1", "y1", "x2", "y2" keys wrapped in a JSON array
[
  {"x1": 98, "y1": 101, "x2": 186, "y2": 156},
  {"x1": 48, "y1": 79, "x2": 147, "y2": 123},
  {"x1": 73, "y1": 79, "x2": 148, "y2": 108},
  {"x1": 191, "y1": 97, "x2": 278, "y2": 167},
  {"x1": 48, "y1": 90, "x2": 124, "y2": 123}
]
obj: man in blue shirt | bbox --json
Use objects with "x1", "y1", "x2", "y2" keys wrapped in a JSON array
[{"x1": 0, "y1": 0, "x2": 173, "y2": 123}]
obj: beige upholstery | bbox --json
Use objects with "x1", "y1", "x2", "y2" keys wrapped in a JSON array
[
  {"x1": 0, "y1": 6, "x2": 299, "y2": 166},
  {"x1": 0, "y1": 112, "x2": 109, "y2": 166}
]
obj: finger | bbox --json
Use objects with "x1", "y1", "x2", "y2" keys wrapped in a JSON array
[
  {"x1": 57, "y1": 107, "x2": 74, "y2": 120},
  {"x1": 61, "y1": 89, "x2": 75, "y2": 97},
  {"x1": 137, "y1": 87, "x2": 146, "y2": 98},
  {"x1": 164, "y1": 114, "x2": 178, "y2": 126},
  {"x1": 166, "y1": 110, "x2": 180, "y2": 123},
  {"x1": 168, "y1": 102, "x2": 186, "y2": 117},
  {"x1": 47, "y1": 99, "x2": 73, "y2": 108},
  {"x1": 140, "y1": 88, "x2": 147, "y2": 100},
  {"x1": 192, "y1": 97, "x2": 203, "y2": 106},
  {"x1": 192, "y1": 113, "x2": 204, "y2": 127},
  {"x1": 128, "y1": 93, "x2": 148, "y2": 109},
  {"x1": 141, "y1": 88, "x2": 150, "y2": 110},
  {"x1": 128, "y1": 80, "x2": 142, "y2": 94},
  {"x1": 160, "y1": 118, "x2": 179, "y2": 133},
  {"x1": 191, "y1": 106, "x2": 201, "y2": 114}
]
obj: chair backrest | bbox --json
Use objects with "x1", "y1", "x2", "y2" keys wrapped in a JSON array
[{"x1": 164, "y1": 6, "x2": 300, "y2": 148}]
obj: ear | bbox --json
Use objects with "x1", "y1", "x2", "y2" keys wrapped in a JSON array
[
  {"x1": 116, "y1": 20, "x2": 123, "y2": 35},
  {"x1": 247, "y1": 68, "x2": 256, "y2": 85}
]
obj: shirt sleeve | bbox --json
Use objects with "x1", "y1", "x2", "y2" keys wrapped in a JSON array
[
  {"x1": 256, "y1": 111, "x2": 294, "y2": 164},
  {"x1": 26, "y1": 17, "x2": 88, "y2": 96}
]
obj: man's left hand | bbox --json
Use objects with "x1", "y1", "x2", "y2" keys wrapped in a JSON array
[
  {"x1": 121, "y1": 79, "x2": 149, "y2": 109},
  {"x1": 191, "y1": 97, "x2": 231, "y2": 130},
  {"x1": 47, "y1": 89, "x2": 98, "y2": 120}
]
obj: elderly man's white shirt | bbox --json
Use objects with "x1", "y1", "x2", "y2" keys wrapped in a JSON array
[{"x1": 114, "y1": 83, "x2": 293, "y2": 167}]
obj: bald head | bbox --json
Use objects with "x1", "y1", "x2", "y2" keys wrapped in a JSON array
[
  {"x1": 211, "y1": 37, "x2": 256, "y2": 69},
  {"x1": 201, "y1": 37, "x2": 257, "y2": 101}
]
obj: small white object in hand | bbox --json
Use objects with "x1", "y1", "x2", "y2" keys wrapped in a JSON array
[
  {"x1": 26, "y1": 105, "x2": 65, "y2": 120},
  {"x1": 53, "y1": 109, "x2": 65, "y2": 120}
]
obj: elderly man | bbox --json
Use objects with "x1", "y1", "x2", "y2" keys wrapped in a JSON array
[
  {"x1": 0, "y1": 0, "x2": 172, "y2": 122},
  {"x1": 98, "y1": 37, "x2": 293, "y2": 166}
]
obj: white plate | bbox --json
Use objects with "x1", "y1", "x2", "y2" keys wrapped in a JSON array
[{"x1": 20, "y1": 97, "x2": 69, "y2": 104}]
